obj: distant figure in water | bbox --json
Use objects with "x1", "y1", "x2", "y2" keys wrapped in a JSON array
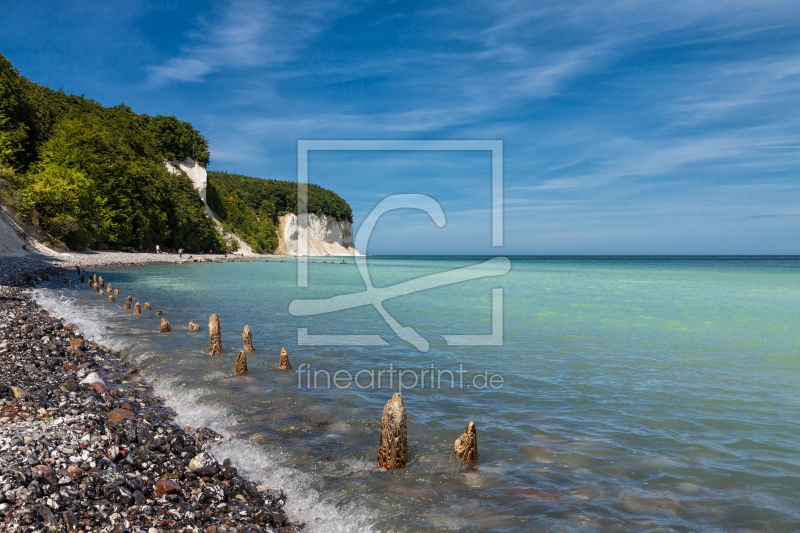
[{"x1": 155, "y1": 244, "x2": 160, "y2": 254}]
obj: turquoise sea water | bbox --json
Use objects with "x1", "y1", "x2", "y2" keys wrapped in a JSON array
[{"x1": 36, "y1": 256, "x2": 800, "y2": 532}]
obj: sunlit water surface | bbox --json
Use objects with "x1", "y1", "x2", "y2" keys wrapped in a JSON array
[{"x1": 34, "y1": 256, "x2": 800, "y2": 532}]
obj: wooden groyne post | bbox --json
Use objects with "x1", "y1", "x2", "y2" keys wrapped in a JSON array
[
  {"x1": 243, "y1": 325, "x2": 253, "y2": 352},
  {"x1": 378, "y1": 393, "x2": 408, "y2": 470},
  {"x1": 209, "y1": 314, "x2": 223, "y2": 355},
  {"x1": 278, "y1": 347, "x2": 292, "y2": 369},
  {"x1": 235, "y1": 351, "x2": 247, "y2": 375},
  {"x1": 454, "y1": 420, "x2": 478, "y2": 462}
]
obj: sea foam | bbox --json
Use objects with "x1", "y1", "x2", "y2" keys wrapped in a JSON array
[{"x1": 32, "y1": 286, "x2": 375, "y2": 532}]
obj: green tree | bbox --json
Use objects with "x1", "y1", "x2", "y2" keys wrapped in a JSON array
[
  {"x1": 20, "y1": 164, "x2": 108, "y2": 248},
  {"x1": 0, "y1": 54, "x2": 29, "y2": 170},
  {"x1": 142, "y1": 114, "x2": 210, "y2": 165}
]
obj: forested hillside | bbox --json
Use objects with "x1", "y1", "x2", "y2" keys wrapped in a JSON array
[
  {"x1": 0, "y1": 53, "x2": 354, "y2": 254},
  {"x1": 207, "y1": 171, "x2": 353, "y2": 254},
  {"x1": 0, "y1": 53, "x2": 220, "y2": 251}
]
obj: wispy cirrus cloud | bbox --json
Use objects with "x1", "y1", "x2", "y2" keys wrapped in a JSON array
[
  {"x1": 145, "y1": 0, "x2": 358, "y2": 86},
  {"x1": 139, "y1": 0, "x2": 800, "y2": 253}
]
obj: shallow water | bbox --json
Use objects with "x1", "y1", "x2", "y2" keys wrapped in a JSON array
[{"x1": 35, "y1": 256, "x2": 800, "y2": 532}]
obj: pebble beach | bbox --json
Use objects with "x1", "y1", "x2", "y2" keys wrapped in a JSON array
[{"x1": 0, "y1": 252, "x2": 298, "y2": 533}]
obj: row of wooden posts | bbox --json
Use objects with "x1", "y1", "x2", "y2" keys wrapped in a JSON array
[{"x1": 69, "y1": 265, "x2": 478, "y2": 468}]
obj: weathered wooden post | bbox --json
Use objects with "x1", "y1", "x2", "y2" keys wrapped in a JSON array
[
  {"x1": 453, "y1": 420, "x2": 478, "y2": 462},
  {"x1": 126, "y1": 295, "x2": 132, "y2": 302},
  {"x1": 278, "y1": 347, "x2": 292, "y2": 369},
  {"x1": 209, "y1": 314, "x2": 223, "y2": 355},
  {"x1": 108, "y1": 295, "x2": 115, "y2": 302},
  {"x1": 189, "y1": 321, "x2": 200, "y2": 332},
  {"x1": 98, "y1": 276, "x2": 104, "y2": 288},
  {"x1": 114, "y1": 289, "x2": 119, "y2": 296},
  {"x1": 235, "y1": 351, "x2": 247, "y2": 375},
  {"x1": 243, "y1": 325, "x2": 254, "y2": 352},
  {"x1": 144, "y1": 302, "x2": 151, "y2": 310},
  {"x1": 124, "y1": 301, "x2": 131, "y2": 309},
  {"x1": 107, "y1": 283, "x2": 112, "y2": 293},
  {"x1": 93, "y1": 282, "x2": 99, "y2": 293},
  {"x1": 134, "y1": 302, "x2": 141, "y2": 315},
  {"x1": 378, "y1": 393, "x2": 408, "y2": 470},
  {"x1": 156, "y1": 310, "x2": 162, "y2": 315},
  {"x1": 159, "y1": 319, "x2": 171, "y2": 333}
]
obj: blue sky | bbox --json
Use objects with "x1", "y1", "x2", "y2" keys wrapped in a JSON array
[{"x1": 2, "y1": 0, "x2": 799, "y2": 254}]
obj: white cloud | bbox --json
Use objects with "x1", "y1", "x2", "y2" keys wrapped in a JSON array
[{"x1": 146, "y1": 0, "x2": 359, "y2": 86}]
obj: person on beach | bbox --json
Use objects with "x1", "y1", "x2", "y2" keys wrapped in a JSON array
[
  {"x1": 156, "y1": 244, "x2": 160, "y2": 254},
  {"x1": 179, "y1": 248, "x2": 183, "y2": 258}
]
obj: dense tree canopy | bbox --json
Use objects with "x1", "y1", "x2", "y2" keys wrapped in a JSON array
[
  {"x1": 0, "y1": 53, "x2": 220, "y2": 251},
  {"x1": 0, "y1": 53, "x2": 353, "y2": 253}
]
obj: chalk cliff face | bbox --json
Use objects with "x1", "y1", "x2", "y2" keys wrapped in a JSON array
[
  {"x1": 164, "y1": 158, "x2": 255, "y2": 254},
  {"x1": 163, "y1": 158, "x2": 359, "y2": 256},
  {"x1": 0, "y1": 205, "x2": 61, "y2": 257},
  {"x1": 0, "y1": 205, "x2": 31, "y2": 256},
  {"x1": 276, "y1": 213, "x2": 361, "y2": 257},
  {"x1": 165, "y1": 157, "x2": 208, "y2": 203}
]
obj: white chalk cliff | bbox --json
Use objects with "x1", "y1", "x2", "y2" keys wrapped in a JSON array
[
  {"x1": 165, "y1": 157, "x2": 208, "y2": 204},
  {"x1": 165, "y1": 157, "x2": 359, "y2": 256},
  {"x1": 0, "y1": 204, "x2": 65, "y2": 257},
  {"x1": 276, "y1": 213, "x2": 361, "y2": 257},
  {"x1": 165, "y1": 157, "x2": 255, "y2": 255}
]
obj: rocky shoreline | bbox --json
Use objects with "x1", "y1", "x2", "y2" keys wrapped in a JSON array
[{"x1": 0, "y1": 257, "x2": 300, "y2": 532}]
